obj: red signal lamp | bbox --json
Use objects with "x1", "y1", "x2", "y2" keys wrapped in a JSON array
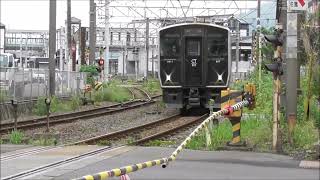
[{"x1": 99, "y1": 59, "x2": 104, "y2": 66}]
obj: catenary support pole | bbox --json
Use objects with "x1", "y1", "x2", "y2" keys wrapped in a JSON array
[
  {"x1": 104, "y1": 0, "x2": 110, "y2": 82},
  {"x1": 89, "y1": 0, "x2": 96, "y2": 65},
  {"x1": 257, "y1": 0, "x2": 262, "y2": 87},
  {"x1": 49, "y1": 0, "x2": 56, "y2": 96},
  {"x1": 145, "y1": 18, "x2": 149, "y2": 79},
  {"x1": 67, "y1": 0, "x2": 71, "y2": 67}
]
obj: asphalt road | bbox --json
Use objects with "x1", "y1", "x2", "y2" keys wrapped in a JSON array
[{"x1": 34, "y1": 146, "x2": 318, "y2": 180}]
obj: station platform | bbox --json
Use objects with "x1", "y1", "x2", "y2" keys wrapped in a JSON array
[{"x1": 2, "y1": 145, "x2": 316, "y2": 180}]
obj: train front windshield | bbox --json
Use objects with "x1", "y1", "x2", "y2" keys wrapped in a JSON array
[{"x1": 160, "y1": 35, "x2": 181, "y2": 57}]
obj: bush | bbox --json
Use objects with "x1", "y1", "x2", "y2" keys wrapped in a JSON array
[
  {"x1": 80, "y1": 65, "x2": 99, "y2": 86},
  {"x1": 9, "y1": 130, "x2": 24, "y2": 144}
]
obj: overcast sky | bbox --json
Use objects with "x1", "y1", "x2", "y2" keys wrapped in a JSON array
[{"x1": 0, "y1": 0, "x2": 273, "y2": 30}]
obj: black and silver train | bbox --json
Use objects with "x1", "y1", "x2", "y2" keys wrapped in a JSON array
[{"x1": 158, "y1": 23, "x2": 231, "y2": 111}]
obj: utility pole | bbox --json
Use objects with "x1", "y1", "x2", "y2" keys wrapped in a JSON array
[
  {"x1": 89, "y1": 0, "x2": 96, "y2": 65},
  {"x1": 59, "y1": 28, "x2": 63, "y2": 70},
  {"x1": 49, "y1": 0, "x2": 56, "y2": 96},
  {"x1": 236, "y1": 20, "x2": 240, "y2": 74},
  {"x1": 145, "y1": 18, "x2": 149, "y2": 79},
  {"x1": 67, "y1": 0, "x2": 71, "y2": 69},
  {"x1": 152, "y1": 38, "x2": 155, "y2": 78},
  {"x1": 286, "y1": 4, "x2": 298, "y2": 144},
  {"x1": 104, "y1": 0, "x2": 110, "y2": 82},
  {"x1": 257, "y1": 0, "x2": 262, "y2": 87}
]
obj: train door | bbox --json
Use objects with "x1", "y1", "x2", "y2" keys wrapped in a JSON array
[{"x1": 185, "y1": 37, "x2": 202, "y2": 86}]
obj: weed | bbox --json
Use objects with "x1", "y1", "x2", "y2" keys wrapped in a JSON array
[
  {"x1": 9, "y1": 130, "x2": 24, "y2": 144},
  {"x1": 97, "y1": 140, "x2": 111, "y2": 146},
  {"x1": 70, "y1": 96, "x2": 81, "y2": 111},
  {"x1": 145, "y1": 140, "x2": 175, "y2": 147},
  {"x1": 126, "y1": 137, "x2": 136, "y2": 144},
  {"x1": 0, "y1": 139, "x2": 3, "y2": 144},
  {"x1": 30, "y1": 138, "x2": 57, "y2": 146}
]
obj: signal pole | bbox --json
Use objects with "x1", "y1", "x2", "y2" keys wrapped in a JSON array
[{"x1": 49, "y1": 0, "x2": 56, "y2": 96}]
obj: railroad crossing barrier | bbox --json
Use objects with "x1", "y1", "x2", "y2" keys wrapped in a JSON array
[{"x1": 74, "y1": 89, "x2": 255, "y2": 180}]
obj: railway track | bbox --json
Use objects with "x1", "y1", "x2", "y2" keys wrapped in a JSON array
[
  {"x1": 1, "y1": 113, "x2": 207, "y2": 180},
  {"x1": 74, "y1": 114, "x2": 208, "y2": 145},
  {"x1": 0, "y1": 91, "x2": 160, "y2": 134}
]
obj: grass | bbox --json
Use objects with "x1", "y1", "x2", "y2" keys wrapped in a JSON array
[
  {"x1": 142, "y1": 78, "x2": 161, "y2": 95},
  {"x1": 9, "y1": 130, "x2": 24, "y2": 144},
  {"x1": 93, "y1": 85, "x2": 131, "y2": 103}
]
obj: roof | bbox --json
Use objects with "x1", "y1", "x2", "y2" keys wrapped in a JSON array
[{"x1": 0, "y1": 22, "x2": 5, "y2": 29}]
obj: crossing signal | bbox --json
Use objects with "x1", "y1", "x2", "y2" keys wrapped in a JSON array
[{"x1": 263, "y1": 26, "x2": 284, "y2": 76}]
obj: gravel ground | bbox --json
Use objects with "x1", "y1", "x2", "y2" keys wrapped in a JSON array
[{"x1": 8, "y1": 101, "x2": 178, "y2": 145}]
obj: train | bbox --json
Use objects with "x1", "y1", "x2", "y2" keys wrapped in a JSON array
[{"x1": 158, "y1": 23, "x2": 231, "y2": 112}]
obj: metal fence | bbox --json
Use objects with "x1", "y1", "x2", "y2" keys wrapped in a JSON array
[{"x1": 0, "y1": 67, "x2": 87, "y2": 102}]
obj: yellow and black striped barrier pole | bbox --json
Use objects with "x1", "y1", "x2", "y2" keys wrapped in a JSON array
[
  {"x1": 229, "y1": 117, "x2": 241, "y2": 145},
  {"x1": 74, "y1": 100, "x2": 250, "y2": 180}
]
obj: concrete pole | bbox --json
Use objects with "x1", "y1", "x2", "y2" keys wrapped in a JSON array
[
  {"x1": 236, "y1": 20, "x2": 240, "y2": 74},
  {"x1": 20, "y1": 34, "x2": 22, "y2": 67},
  {"x1": 67, "y1": 0, "x2": 71, "y2": 67},
  {"x1": 286, "y1": 12, "x2": 298, "y2": 144},
  {"x1": 89, "y1": 0, "x2": 96, "y2": 65},
  {"x1": 59, "y1": 28, "x2": 63, "y2": 71},
  {"x1": 104, "y1": 0, "x2": 110, "y2": 82},
  {"x1": 145, "y1": 18, "x2": 149, "y2": 79},
  {"x1": 49, "y1": 0, "x2": 56, "y2": 96}
]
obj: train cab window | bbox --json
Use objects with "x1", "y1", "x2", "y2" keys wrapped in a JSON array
[
  {"x1": 186, "y1": 40, "x2": 200, "y2": 56},
  {"x1": 160, "y1": 37, "x2": 180, "y2": 57},
  {"x1": 207, "y1": 38, "x2": 227, "y2": 59}
]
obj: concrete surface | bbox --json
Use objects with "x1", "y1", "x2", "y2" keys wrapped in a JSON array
[
  {"x1": 31, "y1": 146, "x2": 319, "y2": 180},
  {"x1": 0, "y1": 144, "x2": 35, "y2": 154},
  {"x1": 0, "y1": 145, "x2": 105, "y2": 179}
]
